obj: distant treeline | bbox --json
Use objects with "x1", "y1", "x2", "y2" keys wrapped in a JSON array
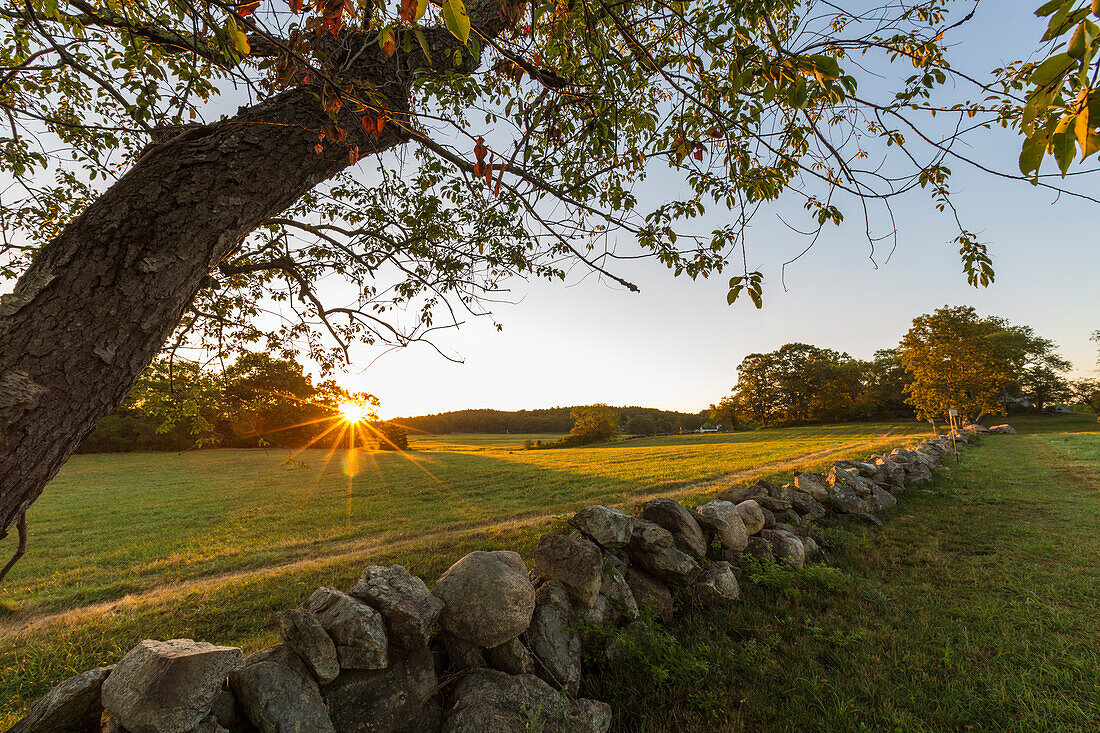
[{"x1": 396, "y1": 406, "x2": 710, "y2": 436}]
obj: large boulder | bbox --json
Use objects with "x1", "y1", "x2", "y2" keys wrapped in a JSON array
[
  {"x1": 229, "y1": 644, "x2": 335, "y2": 733},
  {"x1": 989, "y1": 424, "x2": 1017, "y2": 435},
  {"x1": 10, "y1": 666, "x2": 113, "y2": 733},
  {"x1": 350, "y1": 565, "x2": 445, "y2": 649},
  {"x1": 525, "y1": 580, "x2": 582, "y2": 693},
  {"x1": 441, "y1": 634, "x2": 486, "y2": 671},
  {"x1": 568, "y1": 505, "x2": 633, "y2": 549},
  {"x1": 692, "y1": 561, "x2": 740, "y2": 605},
  {"x1": 441, "y1": 670, "x2": 610, "y2": 733},
  {"x1": 626, "y1": 519, "x2": 701, "y2": 585},
  {"x1": 101, "y1": 639, "x2": 243, "y2": 733},
  {"x1": 694, "y1": 500, "x2": 749, "y2": 552},
  {"x1": 304, "y1": 587, "x2": 388, "y2": 670},
  {"x1": 760, "y1": 529, "x2": 805, "y2": 568},
  {"x1": 275, "y1": 608, "x2": 339, "y2": 685},
  {"x1": 735, "y1": 499, "x2": 765, "y2": 536},
  {"x1": 323, "y1": 644, "x2": 437, "y2": 733},
  {"x1": 532, "y1": 533, "x2": 603, "y2": 607},
  {"x1": 793, "y1": 472, "x2": 829, "y2": 503},
  {"x1": 625, "y1": 567, "x2": 674, "y2": 622},
  {"x1": 872, "y1": 456, "x2": 906, "y2": 491},
  {"x1": 641, "y1": 498, "x2": 707, "y2": 559},
  {"x1": 906, "y1": 462, "x2": 935, "y2": 486},
  {"x1": 433, "y1": 550, "x2": 535, "y2": 649}
]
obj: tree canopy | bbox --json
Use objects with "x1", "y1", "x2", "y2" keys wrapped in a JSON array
[
  {"x1": 3, "y1": 0, "x2": 1100, "y2": 553},
  {"x1": 898, "y1": 305, "x2": 1071, "y2": 423}
]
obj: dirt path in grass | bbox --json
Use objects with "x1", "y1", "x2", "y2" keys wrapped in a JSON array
[{"x1": 0, "y1": 431, "x2": 915, "y2": 639}]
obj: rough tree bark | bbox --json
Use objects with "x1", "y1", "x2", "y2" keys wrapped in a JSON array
[{"x1": 0, "y1": 62, "x2": 420, "y2": 540}]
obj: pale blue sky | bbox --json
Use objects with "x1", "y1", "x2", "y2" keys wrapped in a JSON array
[{"x1": 336, "y1": 1, "x2": 1100, "y2": 418}]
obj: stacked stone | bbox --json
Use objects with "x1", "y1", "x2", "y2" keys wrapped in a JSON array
[{"x1": 12, "y1": 427, "x2": 1013, "y2": 733}]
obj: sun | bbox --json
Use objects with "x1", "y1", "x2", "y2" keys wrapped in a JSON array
[{"x1": 338, "y1": 401, "x2": 367, "y2": 423}]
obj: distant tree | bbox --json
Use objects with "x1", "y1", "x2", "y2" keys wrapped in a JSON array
[
  {"x1": 376, "y1": 423, "x2": 408, "y2": 451},
  {"x1": 626, "y1": 415, "x2": 656, "y2": 436},
  {"x1": 860, "y1": 349, "x2": 912, "y2": 417},
  {"x1": 899, "y1": 306, "x2": 1069, "y2": 423},
  {"x1": 1069, "y1": 379, "x2": 1100, "y2": 409},
  {"x1": 566, "y1": 405, "x2": 621, "y2": 446},
  {"x1": 709, "y1": 396, "x2": 740, "y2": 430}
]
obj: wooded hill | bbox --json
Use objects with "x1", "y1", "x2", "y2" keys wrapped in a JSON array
[{"x1": 396, "y1": 407, "x2": 710, "y2": 436}]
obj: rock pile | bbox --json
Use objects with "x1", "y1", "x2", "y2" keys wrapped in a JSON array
[{"x1": 11, "y1": 428, "x2": 1008, "y2": 733}]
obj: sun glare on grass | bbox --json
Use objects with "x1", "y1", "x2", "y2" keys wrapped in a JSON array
[{"x1": 339, "y1": 401, "x2": 367, "y2": 423}]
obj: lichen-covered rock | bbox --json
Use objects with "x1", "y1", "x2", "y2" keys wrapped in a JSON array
[
  {"x1": 323, "y1": 644, "x2": 437, "y2": 733},
  {"x1": 101, "y1": 639, "x2": 243, "y2": 733},
  {"x1": 229, "y1": 644, "x2": 335, "y2": 733},
  {"x1": 870, "y1": 485, "x2": 898, "y2": 510},
  {"x1": 10, "y1": 666, "x2": 113, "y2": 733},
  {"x1": 625, "y1": 567, "x2": 674, "y2": 621},
  {"x1": 760, "y1": 529, "x2": 805, "y2": 568},
  {"x1": 525, "y1": 580, "x2": 582, "y2": 693},
  {"x1": 641, "y1": 498, "x2": 707, "y2": 559},
  {"x1": 827, "y1": 472, "x2": 876, "y2": 515},
  {"x1": 350, "y1": 565, "x2": 445, "y2": 650},
  {"x1": 598, "y1": 556, "x2": 639, "y2": 620},
  {"x1": 716, "y1": 483, "x2": 766, "y2": 504},
  {"x1": 744, "y1": 535, "x2": 774, "y2": 563},
  {"x1": 989, "y1": 424, "x2": 1017, "y2": 435},
  {"x1": 433, "y1": 550, "x2": 535, "y2": 649},
  {"x1": 275, "y1": 608, "x2": 339, "y2": 685},
  {"x1": 304, "y1": 587, "x2": 388, "y2": 670},
  {"x1": 626, "y1": 519, "x2": 701, "y2": 586},
  {"x1": 532, "y1": 532, "x2": 603, "y2": 607},
  {"x1": 441, "y1": 670, "x2": 610, "y2": 733},
  {"x1": 794, "y1": 472, "x2": 829, "y2": 503},
  {"x1": 802, "y1": 536, "x2": 821, "y2": 560},
  {"x1": 734, "y1": 499, "x2": 765, "y2": 536},
  {"x1": 484, "y1": 636, "x2": 534, "y2": 675},
  {"x1": 568, "y1": 505, "x2": 633, "y2": 549},
  {"x1": 692, "y1": 561, "x2": 740, "y2": 605},
  {"x1": 755, "y1": 495, "x2": 791, "y2": 513},
  {"x1": 787, "y1": 490, "x2": 825, "y2": 521},
  {"x1": 694, "y1": 500, "x2": 749, "y2": 552},
  {"x1": 906, "y1": 462, "x2": 934, "y2": 485}
]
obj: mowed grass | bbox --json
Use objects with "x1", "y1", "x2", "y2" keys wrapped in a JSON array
[
  {"x1": 585, "y1": 414, "x2": 1100, "y2": 731},
  {"x1": 0, "y1": 420, "x2": 929, "y2": 724},
  {"x1": 1, "y1": 414, "x2": 1095, "y2": 727}
]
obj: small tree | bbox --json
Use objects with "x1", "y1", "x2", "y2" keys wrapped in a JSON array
[
  {"x1": 376, "y1": 423, "x2": 408, "y2": 451},
  {"x1": 566, "y1": 405, "x2": 621, "y2": 445},
  {"x1": 899, "y1": 306, "x2": 1068, "y2": 424}
]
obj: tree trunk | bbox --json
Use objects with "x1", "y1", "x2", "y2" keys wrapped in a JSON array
[{"x1": 0, "y1": 86, "x2": 409, "y2": 538}]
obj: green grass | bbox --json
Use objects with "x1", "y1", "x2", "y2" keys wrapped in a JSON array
[
  {"x1": 0, "y1": 413, "x2": 1095, "y2": 727},
  {"x1": 584, "y1": 414, "x2": 1100, "y2": 731}
]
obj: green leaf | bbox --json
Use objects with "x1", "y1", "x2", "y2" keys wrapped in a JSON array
[
  {"x1": 414, "y1": 29, "x2": 432, "y2": 64},
  {"x1": 1019, "y1": 137, "x2": 1045, "y2": 175},
  {"x1": 1029, "y1": 53, "x2": 1074, "y2": 88},
  {"x1": 1052, "y1": 130, "x2": 1076, "y2": 174},
  {"x1": 442, "y1": 0, "x2": 471, "y2": 45},
  {"x1": 1036, "y1": 0, "x2": 1069, "y2": 17},
  {"x1": 415, "y1": 0, "x2": 428, "y2": 21}
]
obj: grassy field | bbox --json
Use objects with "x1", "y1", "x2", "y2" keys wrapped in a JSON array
[
  {"x1": 585, "y1": 414, "x2": 1100, "y2": 731},
  {"x1": 0, "y1": 414, "x2": 1096, "y2": 727}
]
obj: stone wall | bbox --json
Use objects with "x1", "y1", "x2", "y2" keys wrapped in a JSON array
[{"x1": 9, "y1": 423, "x2": 1011, "y2": 733}]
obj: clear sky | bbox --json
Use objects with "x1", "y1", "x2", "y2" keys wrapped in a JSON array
[{"x1": 326, "y1": 2, "x2": 1099, "y2": 419}]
